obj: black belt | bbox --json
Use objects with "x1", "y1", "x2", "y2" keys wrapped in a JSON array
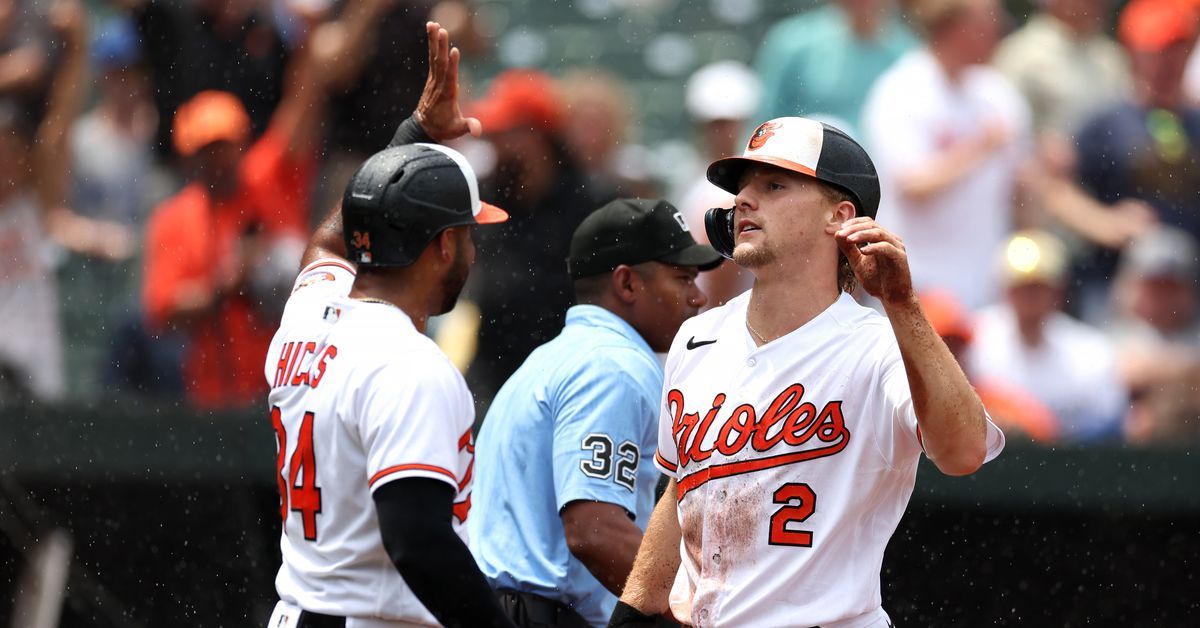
[
  {"x1": 296, "y1": 610, "x2": 346, "y2": 628},
  {"x1": 496, "y1": 589, "x2": 591, "y2": 628}
]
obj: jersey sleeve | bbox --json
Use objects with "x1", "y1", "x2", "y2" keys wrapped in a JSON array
[
  {"x1": 291, "y1": 258, "x2": 356, "y2": 295},
  {"x1": 654, "y1": 338, "x2": 684, "y2": 477},
  {"x1": 551, "y1": 356, "x2": 653, "y2": 515},
  {"x1": 875, "y1": 346, "x2": 925, "y2": 468},
  {"x1": 277, "y1": 258, "x2": 356, "y2": 326},
  {"x1": 358, "y1": 356, "x2": 470, "y2": 494},
  {"x1": 876, "y1": 337, "x2": 1005, "y2": 467}
]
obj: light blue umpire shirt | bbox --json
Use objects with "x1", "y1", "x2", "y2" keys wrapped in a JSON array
[{"x1": 469, "y1": 304, "x2": 664, "y2": 627}]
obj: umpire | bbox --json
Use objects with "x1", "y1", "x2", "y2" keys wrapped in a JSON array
[{"x1": 469, "y1": 199, "x2": 722, "y2": 627}]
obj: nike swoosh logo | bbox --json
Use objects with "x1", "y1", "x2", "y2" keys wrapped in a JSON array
[{"x1": 686, "y1": 337, "x2": 718, "y2": 350}]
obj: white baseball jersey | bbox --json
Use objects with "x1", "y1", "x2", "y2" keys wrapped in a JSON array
[
  {"x1": 264, "y1": 258, "x2": 476, "y2": 626},
  {"x1": 654, "y1": 292, "x2": 1005, "y2": 628}
]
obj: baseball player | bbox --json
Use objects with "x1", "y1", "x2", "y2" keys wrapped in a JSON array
[
  {"x1": 469, "y1": 198, "x2": 722, "y2": 627},
  {"x1": 610, "y1": 117, "x2": 1006, "y2": 627},
  {"x1": 264, "y1": 23, "x2": 516, "y2": 628}
]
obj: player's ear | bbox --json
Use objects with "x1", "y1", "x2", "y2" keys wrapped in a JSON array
[
  {"x1": 611, "y1": 265, "x2": 638, "y2": 305},
  {"x1": 433, "y1": 227, "x2": 458, "y2": 263},
  {"x1": 828, "y1": 200, "x2": 856, "y2": 228}
]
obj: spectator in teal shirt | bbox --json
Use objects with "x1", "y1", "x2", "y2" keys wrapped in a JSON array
[{"x1": 755, "y1": 0, "x2": 917, "y2": 134}]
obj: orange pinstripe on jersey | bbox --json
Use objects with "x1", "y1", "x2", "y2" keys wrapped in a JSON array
[
  {"x1": 303, "y1": 259, "x2": 357, "y2": 276},
  {"x1": 369, "y1": 463, "x2": 457, "y2": 487}
]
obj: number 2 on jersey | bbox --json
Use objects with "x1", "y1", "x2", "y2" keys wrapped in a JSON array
[
  {"x1": 768, "y1": 483, "x2": 816, "y2": 547},
  {"x1": 271, "y1": 406, "x2": 323, "y2": 541}
]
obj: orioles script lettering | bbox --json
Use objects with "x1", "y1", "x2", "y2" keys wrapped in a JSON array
[{"x1": 669, "y1": 384, "x2": 850, "y2": 497}]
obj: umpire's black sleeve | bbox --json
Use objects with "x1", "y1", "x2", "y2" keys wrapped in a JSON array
[
  {"x1": 372, "y1": 478, "x2": 515, "y2": 628},
  {"x1": 387, "y1": 115, "x2": 435, "y2": 148}
]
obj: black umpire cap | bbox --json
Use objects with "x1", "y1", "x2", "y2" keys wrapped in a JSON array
[{"x1": 567, "y1": 198, "x2": 723, "y2": 279}]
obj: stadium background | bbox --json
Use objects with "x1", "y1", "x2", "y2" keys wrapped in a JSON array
[{"x1": 2, "y1": 0, "x2": 1198, "y2": 626}]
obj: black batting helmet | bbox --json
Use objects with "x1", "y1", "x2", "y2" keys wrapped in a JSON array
[
  {"x1": 703, "y1": 117, "x2": 880, "y2": 259},
  {"x1": 342, "y1": 143, "x2": 508, "y2": 267}
]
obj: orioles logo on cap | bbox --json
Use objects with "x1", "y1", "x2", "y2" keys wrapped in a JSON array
[
  {"x1": 351, "y1": 230, "x2": 371, "y2": 250},
  {"x1": 747, "y1": 120, "x2": 781, "y2": 151}
]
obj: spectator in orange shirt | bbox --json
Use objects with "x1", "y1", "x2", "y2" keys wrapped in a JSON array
[
  {"x1": 140, "y1": 18, "x2": 340, "y2": 407},
  {"x1": 141, "y1": 89, "x2": 309, "y2": 408},
  {"x1": 141, "y1": 0, "x2": 399, "y2": 407}
]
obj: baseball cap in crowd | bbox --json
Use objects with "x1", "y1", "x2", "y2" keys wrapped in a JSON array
[
  {"x1": 567, "y1": 199, "x2": 723, "y2": 279},
  {"x1": 685, "y1": 61, "x2": 761, "y2": 122},
  {"x1": 706, "y1": 116, "x2": 881, "y2": 219},
  {"x1": 920, "y1": 290, "x2": 974, "y2": 343},
  {"x1": 1118, "y1": 0, "x2": 1199, "y2": 52},
  {"x1": 998, "y1": 230, "x2": 1069, "y2": 286},
  {"x1": 1119, "y1": 225, "x2": 1200, "y2": 279},
  {"x1": 469, "y1": 70, "x2": 565, "y2": 134},
  {"x1": 172, "y1": 91, "x2": 251, "y2": 157}
]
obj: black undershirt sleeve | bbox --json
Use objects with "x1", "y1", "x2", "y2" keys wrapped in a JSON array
[
  {"x1": 372, "y1": 478, "x2": 515, "y2": 628},
  {"x1": 387, "y1": 115, "x2": 435, "y2": 148}
]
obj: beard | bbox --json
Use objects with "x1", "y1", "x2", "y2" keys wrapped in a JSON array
[
  {"x1": 732, "y1": 240, "x2": 775, "y2": 268},
  {"x1": 436, "y1": 244, "x2": 471, "y2": 315}
]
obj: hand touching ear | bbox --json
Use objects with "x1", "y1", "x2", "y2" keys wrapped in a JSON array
[{"x1": 833, "y1": 218, "x2": 914, "y2": 305}]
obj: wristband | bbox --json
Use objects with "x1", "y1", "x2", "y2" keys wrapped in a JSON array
[
  {"x1": 388, "y1": 115, "x2": 434, "y2": 148},
  {"x1": 608, "y1": 600, "x2": 658, "y2": 627}
]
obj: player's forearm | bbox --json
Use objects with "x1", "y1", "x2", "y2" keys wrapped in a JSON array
[
  {"x1": 300, "y1": 201, "x2": 348, "y2": 270},
  {"x1": 562, "y1": 502, "x2": 643, "y2": 596},
  {"x1": 374, "y1": 480, "x2": 515, "y2": 628},
  {"x1": 882, "y1": 295, "x2": 987, "y2": 476},
  {"x1": 394, "y1": 533, "x2": 513, "y2": 628},
  {"x1": 618, "y1": 479, "x2": 681, "y2": 614}
]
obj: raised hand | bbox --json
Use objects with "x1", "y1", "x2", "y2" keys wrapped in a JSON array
[
  {"x1": 413, "y1": 21, "x2": 481, "y2": 141},
  {"x1": 832, "y1": 217, "x2": 914, "y2": 305}
]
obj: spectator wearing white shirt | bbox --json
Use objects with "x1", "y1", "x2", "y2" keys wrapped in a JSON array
[
  {"x1": 862, "y1": 0, "x2": 1032, "y2": 310},
  {"x1": 968, "y1": 231, "x2": 1128, "y2": 443}
]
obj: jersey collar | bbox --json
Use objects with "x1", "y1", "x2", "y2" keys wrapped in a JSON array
[{"x1": 565, "y1": 304, "x2": 658, "y2": 360}]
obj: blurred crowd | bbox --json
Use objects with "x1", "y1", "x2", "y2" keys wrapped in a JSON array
[{"x1": 3, "y1": 0, "x2": 1200, "y2": 448}]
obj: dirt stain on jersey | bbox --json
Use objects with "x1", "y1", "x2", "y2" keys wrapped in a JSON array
[{"x1": 684, "y1": 479, "x2": 765, "y2": 627}]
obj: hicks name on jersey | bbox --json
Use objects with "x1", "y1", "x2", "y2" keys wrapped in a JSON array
[
  {"x1": 668, "y1": 384, "x2": 851, "y2": 498},
  {"x1": 272, "y1": 340, "x2": 339, "y2": 389}
]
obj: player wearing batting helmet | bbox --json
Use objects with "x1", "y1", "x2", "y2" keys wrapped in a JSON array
[
  {"x1": 264, "y1": 22, "x2": 515, "y2": 628},
  {"x1": 610, "y1": 117, "x2": 1006, "y2": 627},
  {"x1": 469, "y1": 198, "x2": 722, "y2": 627}
]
